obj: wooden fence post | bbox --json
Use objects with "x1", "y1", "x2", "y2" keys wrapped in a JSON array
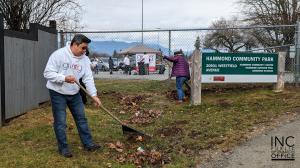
[
  {"x1": 274, "y1": 52, "x2": 286, "y2": 92},
  {"x1": 191, "y1": 37, "x2": 202, "y2": 105}
]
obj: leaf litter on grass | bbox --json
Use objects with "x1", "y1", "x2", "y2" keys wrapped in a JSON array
[
  {"x1": 106, "y1": 140, "x2": 170, "y2": 167},
  {"x1": 104, "y1": 91, "x2": 163, "y2": 125}
]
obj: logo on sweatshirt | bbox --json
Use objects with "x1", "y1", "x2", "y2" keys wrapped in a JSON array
[
  {"x1": 62, "y1": 63, "x2": 82, "y2": 73},
  {"x1": 62, "y1": 63, "x2": 69, "y2": 70},
  {"x1": 71, "y1": 64, "x2": 82, "y2": 73}
]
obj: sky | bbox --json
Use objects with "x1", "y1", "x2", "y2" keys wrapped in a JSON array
[{"x1": 77, "y1": 0, "x2": 240, "y2": 31}]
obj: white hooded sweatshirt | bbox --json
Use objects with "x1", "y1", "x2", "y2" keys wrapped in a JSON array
[{"x1": 44, "y1": 45, "x2": 97, "y2": 96}]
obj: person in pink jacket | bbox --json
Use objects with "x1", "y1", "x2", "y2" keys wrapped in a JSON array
[{"x1": 164, "y1": 50, "x2": 190, "y2": 103}]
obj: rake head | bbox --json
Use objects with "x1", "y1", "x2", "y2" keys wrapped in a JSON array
[{"x1": 122, "y1": 125, "x2": 151, "y2": 139}]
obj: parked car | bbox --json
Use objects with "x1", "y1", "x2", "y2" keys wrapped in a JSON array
[
  {"x1": 99, "y1": 57, "x2": 120, "y2": 71},
  {"x1": 97, "y1": 60, "x2": 109, "y2": 71},
  {"x1": 117, "y1": 62, "x2": 135, "y2": 71}
]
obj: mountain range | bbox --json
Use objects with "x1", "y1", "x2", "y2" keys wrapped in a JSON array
[{"x1": 89, "y1": 41, "x2": 170, "y2": 55}]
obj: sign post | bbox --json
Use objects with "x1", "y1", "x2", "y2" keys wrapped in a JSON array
[
  {"x1": 274, "y1": 52, "x2": 286, "y2": 92},
  {"x1": 191, "y1": 37, "x2": 201, "y2": 105}
]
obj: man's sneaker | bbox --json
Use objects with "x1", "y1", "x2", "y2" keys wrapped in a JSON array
[
  {"x1": 84, "y1": 143, "x2": 101, "y2": 152},
  {"x1": 59, "y1": 148, "x2": 73, "y2": 158}
]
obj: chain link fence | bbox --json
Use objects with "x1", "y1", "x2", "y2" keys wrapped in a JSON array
[{"x1": 59, "y1": 24, "x2": 298, "y2": 83}]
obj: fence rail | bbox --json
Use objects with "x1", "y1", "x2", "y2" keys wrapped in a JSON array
[{"x1": 62, "y1": 24, "x2": 296, "y2": 33}]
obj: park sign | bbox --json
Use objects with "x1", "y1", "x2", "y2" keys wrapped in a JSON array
[{"x1": 202, "y1": 53, "x2": 278, "y2": 83}]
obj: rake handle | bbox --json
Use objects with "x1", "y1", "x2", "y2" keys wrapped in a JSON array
[{"x1": 74, "y1": 80, "x2": 124, "y2": 125}]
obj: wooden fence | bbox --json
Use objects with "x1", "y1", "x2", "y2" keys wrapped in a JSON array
[{"x1": 0, "y1": 16, "x2": 57, "y2": 126}]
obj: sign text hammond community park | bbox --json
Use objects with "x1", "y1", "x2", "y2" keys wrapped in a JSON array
[{"x1": 201, "y1": 53, "x2": 278, "y2": 83}]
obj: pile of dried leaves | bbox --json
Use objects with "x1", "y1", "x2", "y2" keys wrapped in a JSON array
[
  {"x1": 120, "y1": 95, "x2": 147, "y2": 106},
  {"x1": 111, "y1": 94, "x2": 152, "y2": 112},
  {"x1": 127, "y1": 109, "x2": 162, "y2": 125},
  {"x1": 108, "y1": 94, "x2": 163, "y2": 125},
  {"x1": 106, "y1": 140, "x2": 170, "y2": 167}
]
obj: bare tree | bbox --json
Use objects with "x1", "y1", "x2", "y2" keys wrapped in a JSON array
[
  {"x1": 55, "y1": 8, "x2": 84, "y2": 31},
  {"x1": 204, "y1": 17, "x2": 256, "y2": 52},
  {"x1": 0, "y1": 0, "x2": 82, "y2": 31},
  {"x1": 239, "y1": 0, "x2": 299, "y2": 48}
]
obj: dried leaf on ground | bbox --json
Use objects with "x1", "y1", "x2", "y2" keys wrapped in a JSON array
[
  {"x1": 128, "y1": 109, "x2": 162, "y2": 124},
  {"x1": 116, "y1": 155, "x2": 126, "y2": 163},
  {"x1": 106, "y1": 141, "x2": 125, "y2": 153},
  {"x1": 106, "y1": 143, "x2": 116, "y2": 149},
  {"x1": 135, "y1": 136, "x2": 144, "y2": 142},
  {"x1": 119, "y1": 110, "x2": 126, "y2": 114}
]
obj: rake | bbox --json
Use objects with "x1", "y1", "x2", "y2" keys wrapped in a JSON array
[{"x1": 74, "y1": 80, "x2": 151, "y2": 138}]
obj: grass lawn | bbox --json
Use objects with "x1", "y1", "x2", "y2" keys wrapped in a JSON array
[{"x1": 0, "y1": 80, "x2": 300, "y2": 167}]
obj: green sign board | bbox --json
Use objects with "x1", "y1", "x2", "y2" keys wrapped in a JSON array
[{"x1": 202, "y1": 53, "x2": 278, "y2": 75}]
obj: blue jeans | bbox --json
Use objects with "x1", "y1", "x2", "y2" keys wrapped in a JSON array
[
  {"x1": 49, "y1": 90, "x2": 94, "y2": 152},
  {"x1": 176, "y1": 77, "x2": 188, "y2": 101}
]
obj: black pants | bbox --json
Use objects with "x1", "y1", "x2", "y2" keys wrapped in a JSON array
[
  {"x1": 125, "y1": 65, "x2": 131, "y2": 75},
  {"x1": 79, "y1": 78, "x2": 87, "y2": 104}
]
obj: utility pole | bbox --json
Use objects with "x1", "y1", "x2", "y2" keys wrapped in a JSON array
[{"x1": 141, "y1": 0, "x2": 144, "y2": 44}]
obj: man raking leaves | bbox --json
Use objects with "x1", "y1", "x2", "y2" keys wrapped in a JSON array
[{"x1": 44, "y1": 34, "x2": 101, "y2": 158}]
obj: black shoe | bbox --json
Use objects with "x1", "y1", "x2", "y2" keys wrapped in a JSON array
[
  {"x1": 84, "y1": 143, "x2": 101, "y2": 152},
  {"x1": 59, "y1": 148, "x2": 73, "y2": 158}
]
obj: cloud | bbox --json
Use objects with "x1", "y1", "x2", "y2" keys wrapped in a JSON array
[{"x1": 78, "y1": 0, "x2": 239, "y2": 31}]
